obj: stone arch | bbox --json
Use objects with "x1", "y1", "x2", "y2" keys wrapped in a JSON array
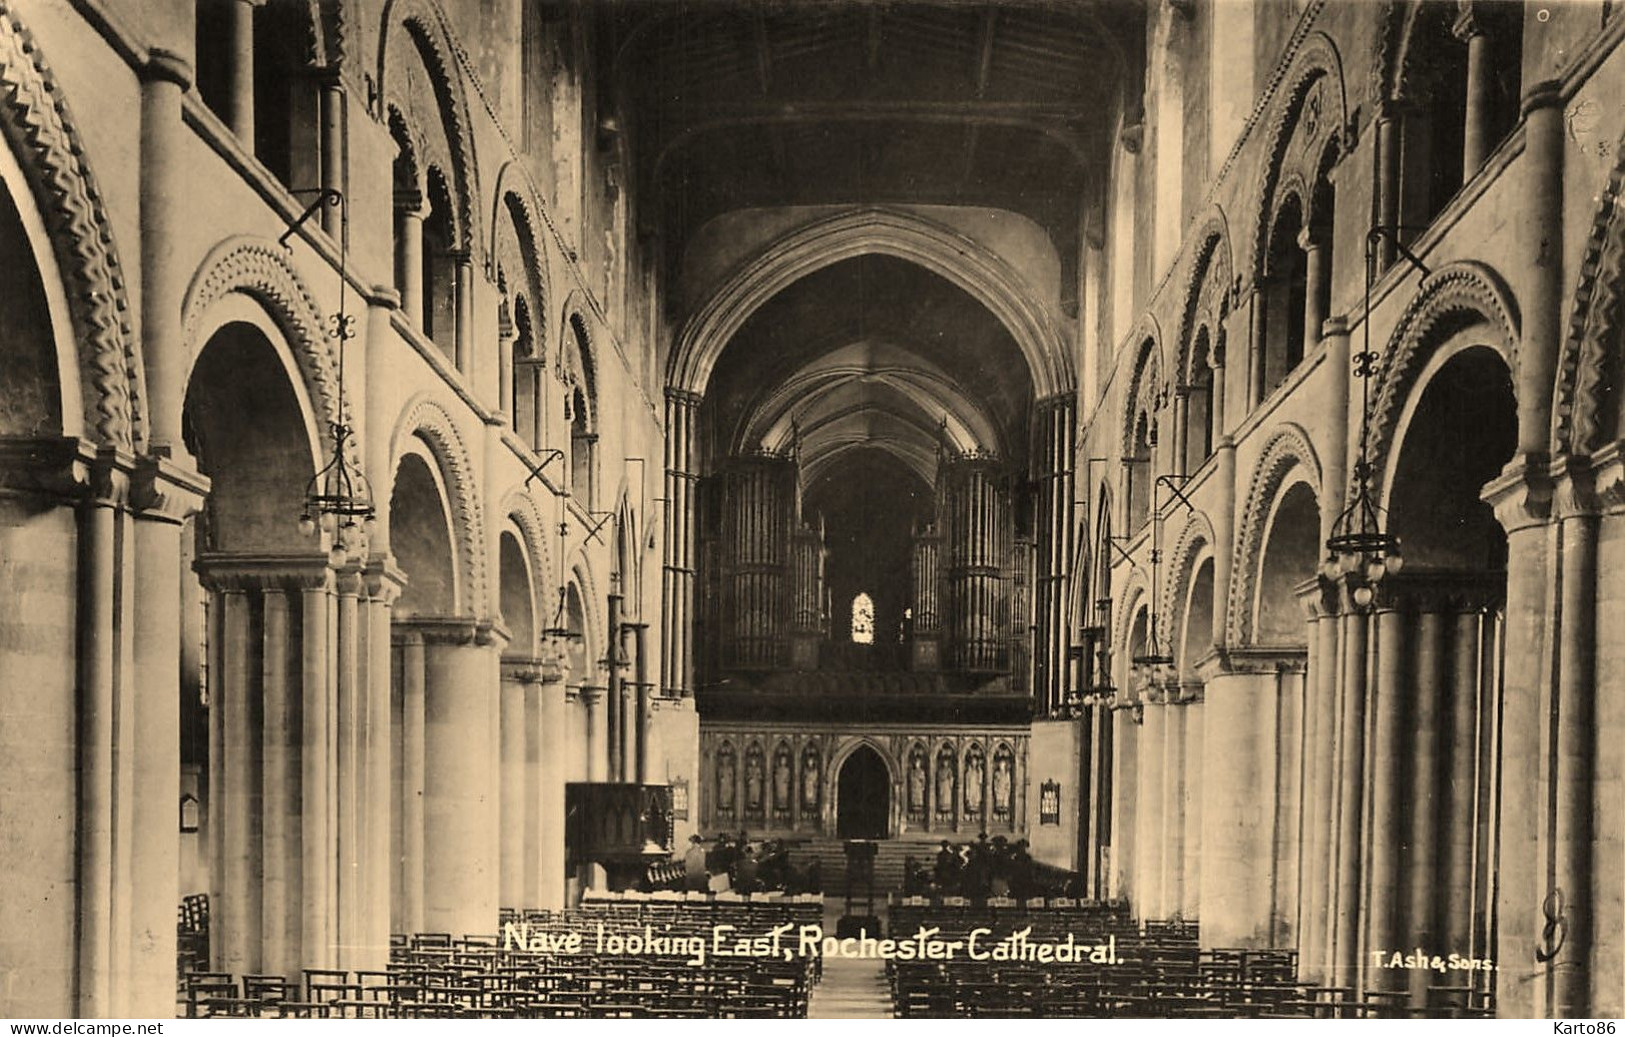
[
  {"x1": 1174, "y1": 212, "x2": 1235, "y2": 381},
  {"x1": 500, "y1": 487, "x2": 553, "y2": 612},
  {"x1": 0, "y1": 2, "x2": 142, "y2": 451},
  {"x1": 182, "y1": 237, "x2": 356, "y2": 466},
  {"x1": 488, "y1": 161, "x2": 552, "y2": 294},
  {"x1": 670, "y1": 207, "x2": 1070, "y2": 398},
  {"x1": 1363, "y1": 262, "x2": 1519, "y2": 510},
  {"x1": 828, "y1": 735, "x2": 897, "y2": 790},
  {"x1": 1227, "y1": 423, "x2": 1322, "y2": 644},
  {"x1": 1120, "y1": 329, "x2": 1164, "y2": 458},
  {"x1": 1161, "y1": 510, "x2": 1216, "y2": 649},
  {"x1": 377, "y1": 0, "x2": 481, "y2": 259},
  {"x1": 568, "y1": 554, "x2": 605, "y2": 672},
  {"x1": 490, "y1": 167, "x2": 550, "y2": 329},
  {"x1": 1249, "y1": 33, "x2": 1348, "y2": 285},
  {"x1": 1113, "y1": 571, "x2": 1150, "y2": 675},
  {"x1": 560, "y1": 300, "x2": 598, "y2": 414},
  {"x1": 1554, "y1": 124, "x2": 1625, "y2": 458},
  {"x1": 389, "y1": 394, "x2": 487, "y2": 615}
]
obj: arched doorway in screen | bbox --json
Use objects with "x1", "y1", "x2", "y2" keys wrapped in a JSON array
[{"x1": 836, "y1": 745, "x2": 891, "y2": 839}]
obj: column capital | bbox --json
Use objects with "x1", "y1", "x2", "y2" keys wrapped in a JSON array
[
  {"x1": 1451, "y1": 3, "x2": 1489, "y2": 42},
  {"x1": 579, "y1": 684, "x2": 605, "y2": 706},
  {"x1": 500, "y1": 656, "x2": 550, "y2": 685},
  {"x1": 1520, "y1": 79, "x2": 1565, "y2": 117},
  {"x1": 195, "y1": 553, "x2": 334, "y2": 593},
  {"x1": 131, "y1": 453, "x2": 210, "y2": 524},
  {"x1": 1482, "y1": 456, "x2": 1555, "y2": 530},
  {"x1": 394, "y1": 189, "x2": 426, "y2": 215},
  {"x1": 360, "y1": 556, "x2": 408, "y2": 604},
  {"x1": 140, "y1": 47, "x2": 193, "y2": 89},
  {"x1": 392, "y1": 614, "x2": 498, "y2": 646},
  {"x1": 0, "y1": 436, "x2": 98, "y2": 506},
  {"x1": 364, "y1": 284, "x2": 402, "y2": 310}
]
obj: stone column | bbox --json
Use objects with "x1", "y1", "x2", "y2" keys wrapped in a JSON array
[
  {"x1": 1134, "y1": 695, "x2": 1167, "y2": 920},
  {"x1": 396, "y1": 194, "x2": 426, "y2": 331},
  {"x1": 1299, "y1": 583, "x2": 1338, "y2": 981},
  {"x1": 1330, "y1": 598, "x2": 1368, "y2": 987},
  {"x1": 496, "y1": 301, "x2": 515, "y2": 424},
  {"x1": 1455, "y1": 7, "x2": 1492, "y2": 176},
  {"x1": 393, "y1": 630, "x2": 427, "y2": 935},
  {"x1": 538, "y1": 661, "x2": 570, "y2": 910},
  {"x1": 1551, "y1": 499, "x2": 1597, "y2": 1017},
  {"x1": 415, "y1": 619, "x2": 501, "y2": 936},
  {"x1": 584, "y1": 686, "x2": 608, "y2": 782},
  {"x1": 1161, "y1": 693, "x2": 1186, "y2": 918},
  {"x1": 1197, "y1": 661, "x2": 1273, "y2": 949},
  {"x1": 1319, "y1": 318, "x2": 1350, "y2": 549},
  {"x1": 454, "y1": 252, "x2": 475, "y2": 378},
  {"x1": 1376, "y1": 102, "x2": 1400, "y2": 270},
  {"x1": 1406, "y1": 608, "x2": 1448, "y2": 1004},
  {"x1": 127, "y1": 461, "x2": 207, "y2": 1015},
  {"x1": 225, "y1": 0, "x2": 262, "y2": 144},
  {"x1": 319, "y1": 73, "x2": 345, "y2": 236},
  {"x1": 1517, "y1": 82, "x2": 1564, "y2": 460},
  {"x1": 359, "y1": 564, "x2": 400, "y2": 968},
  {"x1": 1366, "y1": 601, "x2": 1408, "y2": 991},
  {"x1": 140, "y1": 49, "x2": 193, "y2": 453},
  {"x1": 500, "y1": 659, "x2": 534, "y2": 908},
  {"x1": 662, "y1": 390, "x2": 699, "y2": 696},
  {"x1": 1300, "y1": 230, "x2": 1327, "y2": 354}
]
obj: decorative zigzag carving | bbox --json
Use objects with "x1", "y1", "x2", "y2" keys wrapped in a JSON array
[
  {"x1": 1248, "y1": 34, "x2": 1347, "y2": 287},
  {"x1": 1174, "y1": 220, "x2": 1234, "y2": 382},
  {"x1": 1360, "y1": 262, "x2": 1519, "y2": 509},
  {"x1": 1555, "y1": 130, "x2": 1625, "y2": 457},
  {"x1": 1160, "y1": 510, "x2": 1216, "y2": 651},
  {"x1": 501, "y1": 487, "x2": 555, "y2": 629},
  {"x1": 181, "y1": 238, "x2": 358, "y2": 469},
  {"x1": 1226, "y1": 424, "x2": 1321, "y2": 645},
  {"x1": 380, "y1": 0, "x2": 483, "y2": 261},
  {"x1": 0, "y1": 2, "x2": 141, "y2": 451},
  {"x1": 397, "y1": 395, "x2": 488, "y2": 615}
]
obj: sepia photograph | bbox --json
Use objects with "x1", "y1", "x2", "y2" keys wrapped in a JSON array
[{"x1": 0, "y1": 0, "x2": 1620, "y2": 1023}]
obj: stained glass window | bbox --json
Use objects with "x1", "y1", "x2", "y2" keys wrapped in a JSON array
[{"x1": 851, "y1": 591, "x2": 875, "y2": 644}]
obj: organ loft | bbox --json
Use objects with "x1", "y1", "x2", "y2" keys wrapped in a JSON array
[{"x1": 0, "y1": 0, "x2": 1621, "y2": 1020}]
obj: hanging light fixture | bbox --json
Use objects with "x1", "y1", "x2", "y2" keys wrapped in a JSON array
[
  {"x1": 284, "y1": 190, "x2": 375, "y2": 567},
  {"x1": 1325, "y1": 225, "x2": 1427, "y2": 606},
  {"x1": 1131, "y1": 475, "x2": 1193, "y2": 687},
  {"x1": 541, "y1": 518, "x2": 582, "y2": 672}
]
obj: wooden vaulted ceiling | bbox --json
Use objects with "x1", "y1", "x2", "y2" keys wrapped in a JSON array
[
  {"x1": 608, "y1": 0, "x2": 1143, "y2": 267},
  {"x1": 601, "y1": 2, "x2": 1143, "y2": 481}
]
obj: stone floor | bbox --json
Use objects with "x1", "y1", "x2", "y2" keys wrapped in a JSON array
[{"x1": 806, "y1": 902, "x2": 891, "y2": 1019}]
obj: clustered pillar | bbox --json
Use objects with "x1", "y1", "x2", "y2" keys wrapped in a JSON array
[
  {"x1": 199, "y1": 557, "x2": 402, "y2": 981},
  {"x1": 391, "y1": 617, "x2": 505, "y2": 938},
  {"x1": 1296, "y1": 573, "x2": 1503, "y2": 1004}
]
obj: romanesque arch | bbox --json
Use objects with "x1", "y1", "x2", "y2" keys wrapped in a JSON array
[
  {"x1": 377, "y1": 0, "x2": 481, "y2": 258},
  {"x1": 0, "y1": 1, "x2": 142, "y2": 451},
  {"x1": 182, "y1": 237, "x2": 355, "y2": 465},
  {"x1": 1174, "y1": 213, "x2": 1234, "y2": 382},
  {"x1": 389, "y1": 395, "x2": 488, "y2": 615},
  {"x1": 669, "y1": 207, "x2": 1071, "y2": 398},
  {"x1": 1364, "y1": 262, "x2": 1518, "y2": 509},
  {"x1": 1227, "y1": 424, "x2": 1322, "y2": 645},
  {"x1": 1248, "y1": 32, "x2": 1348, "y2": 285}
]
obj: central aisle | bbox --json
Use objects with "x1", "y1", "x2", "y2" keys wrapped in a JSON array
[{"x1": 807, "y1": 903, "x2": 891, "y2": 1019}]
